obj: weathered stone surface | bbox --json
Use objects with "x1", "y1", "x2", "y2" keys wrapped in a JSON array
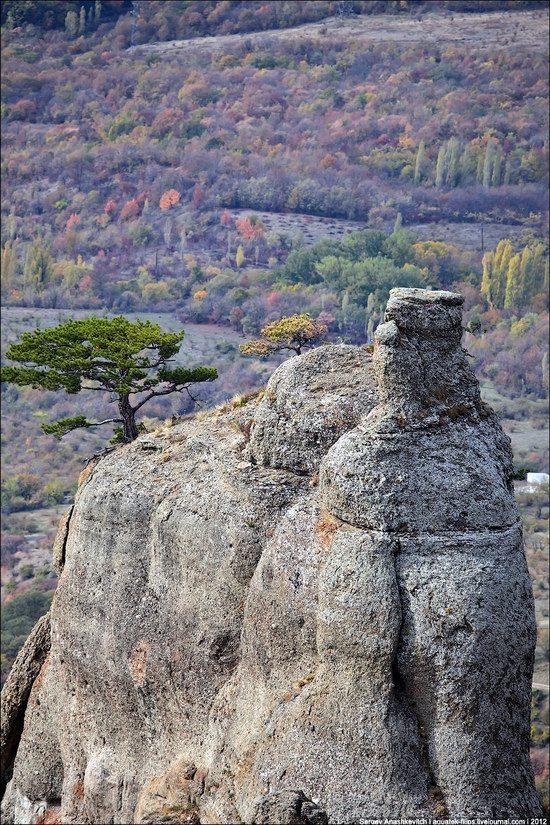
[
  {"x1": 253, "y1": 789, "x2": 328, "y2": 824},
  {"x1": 249, "y1": 344, "x2": 377, "y2": 473},
  {"x1": 133, "y1": 758, "x2": 203, "y2": 824},
  {"x1": 0, "y1": 612, "x2": 53, "y2": 797},
  {"x1": 319, "y1": 287, "x2": 541, "y2": 817},
  {"x1": 1, "y1": 288, "x2": 542, "y2": 823},
  {"x1": 52, "y1": 508, "x2": 73, "y2": 576}
]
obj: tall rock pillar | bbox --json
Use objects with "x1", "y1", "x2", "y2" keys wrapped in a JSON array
[{"x1": 320, "y1": 288, "x2": 541, "y2": 817}]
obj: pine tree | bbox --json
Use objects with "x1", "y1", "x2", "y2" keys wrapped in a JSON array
[
  {"x1": 79, "y1": 5, "x2": 86, "y2": 33},
  {"x1": 0, "y1": 318, "x2": 217, "y2": 444},
  {"x1": 95, "y1": 0, "x2": 102, "y2": 22},
  {"x1": 504, "y1": 253, "x2": 522, "y2": 310},
  {"x1": 414, "y1": 140, "x2": 426, "y2": 185}
]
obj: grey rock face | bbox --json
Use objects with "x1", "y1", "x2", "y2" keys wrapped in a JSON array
[
  {"x1": 254, "y1": 789, "x2": 328, "y2": 824},
  {"x1": 0, "y1": 613, "x2": 53, "y2": 797},
  {"x1": 1, "y1": 289, "x2": 541, "y2": 824},
  {"x1": 320, "y1": 287, "x2": 540, "y2": 817},
  {"x1": 249, "y1": 344, "x2": 377, "y2": 473}
]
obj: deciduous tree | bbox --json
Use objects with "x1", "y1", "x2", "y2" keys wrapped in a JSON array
[
  {"x1": 64, "y1": 9, "x2": 78, "y2": 37},
  {"x1": 159, "y1": 189, "x2": 181, "y2": 210},
  {"x1": 240, "y1": 313, "x2": 327, "y2": 358}
]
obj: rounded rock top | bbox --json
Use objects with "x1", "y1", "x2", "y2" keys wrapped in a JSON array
[
  {"x1": 388, "y1": 287, "x2": 464, "y2": 306},
  {"x1": 385, "y1": 288, "x2": 464, "y2": 335}
]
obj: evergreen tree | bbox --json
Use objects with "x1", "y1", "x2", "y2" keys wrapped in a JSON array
[
  {"x1": 95, "y1": 0, "x2": 102, "y2": 22},
  {"x1": 79, "y1": 5, "x2": 86, "y2": 33},
  {"x1": 0, "y1": 317, "x2": 217, "y2": 444}
]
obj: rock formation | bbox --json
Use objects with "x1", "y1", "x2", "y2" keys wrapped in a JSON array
[{"x1": 1, "y1": 289, "x2": 542, "y2": 823}]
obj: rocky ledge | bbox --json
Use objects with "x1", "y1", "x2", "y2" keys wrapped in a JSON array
[{"x1": 1, "y1": 289, "x2": 542, "y2": 824}]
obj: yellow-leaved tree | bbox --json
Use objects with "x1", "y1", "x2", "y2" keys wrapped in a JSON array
[
  {"x1": 235, "y1": 245, "x2": 245, "y2": 267},
  {"x1": 240, "y1": 314, "x2": 327, "y2": 358}
]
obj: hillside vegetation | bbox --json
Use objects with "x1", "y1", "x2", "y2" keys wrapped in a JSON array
[{"x1": 1, "y1": 1, "x2": 548, "y2": 313}]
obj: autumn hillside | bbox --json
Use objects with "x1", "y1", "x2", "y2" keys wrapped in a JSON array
[{"x1": 0, "y1": 1, "x2": 547, "y2": 305}]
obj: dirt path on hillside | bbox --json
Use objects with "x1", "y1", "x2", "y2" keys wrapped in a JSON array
[{"x1": 132, "y1": 10, "x2": 549, "y2": 57}]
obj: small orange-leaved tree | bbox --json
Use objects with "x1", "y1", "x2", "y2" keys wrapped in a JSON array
[{"x1": 159, "y1": 189, "x2": 181, "y2": 210}]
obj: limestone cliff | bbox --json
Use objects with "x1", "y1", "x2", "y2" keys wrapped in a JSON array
[{"x1": 1, "y1": 289, "x2": 542, "y2": 824}]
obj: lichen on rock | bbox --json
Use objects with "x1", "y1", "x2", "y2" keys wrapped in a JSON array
[{"x1": 1, "y1": 289, "x2": 542, "y2": 824}]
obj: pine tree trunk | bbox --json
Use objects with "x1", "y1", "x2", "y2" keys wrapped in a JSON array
[{"x1": 118, "y1": 394, "x2": 139, "y2": 442}]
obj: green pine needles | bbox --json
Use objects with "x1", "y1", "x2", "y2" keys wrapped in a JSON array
[{"x1": 1, "y1": 316, "x2": 217, "y2": 444}]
